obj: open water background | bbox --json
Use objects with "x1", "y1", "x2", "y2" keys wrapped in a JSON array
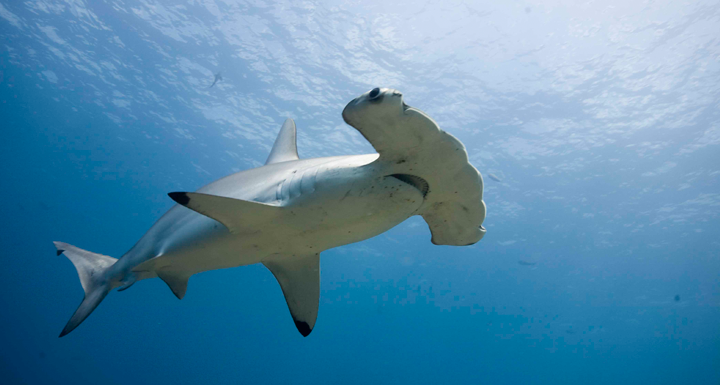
[{"x1": 1, "y1": 1, "x2": 719, "y2": 384}]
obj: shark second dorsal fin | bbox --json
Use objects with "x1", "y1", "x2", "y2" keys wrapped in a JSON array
[
  {"x1": 263, "y1": 253, "x2": 320, "y2": 337},
  {"x1": 265, "y1": 118, "x2": 299, "y2": 165}
]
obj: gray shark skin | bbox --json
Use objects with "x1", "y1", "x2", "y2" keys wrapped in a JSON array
[{"x1": 55, "y1": 87, "x2": 487, "y2": 337}]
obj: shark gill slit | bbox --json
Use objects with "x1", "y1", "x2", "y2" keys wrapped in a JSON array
[{"x1": 387, "y1": 174, "x2": 429, "y2": 197}]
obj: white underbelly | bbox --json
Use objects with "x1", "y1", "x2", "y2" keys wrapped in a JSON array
[
  {"x1": 146, "y1": 174, "x2": 423, "y2": 275},
  {"x1": 130, "y1": 159, "x2": 424, "y2": 277}
]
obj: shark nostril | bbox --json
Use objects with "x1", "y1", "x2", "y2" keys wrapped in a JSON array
[{"x1": 369, "y1": 87, "x2": 381, "y2": 99}]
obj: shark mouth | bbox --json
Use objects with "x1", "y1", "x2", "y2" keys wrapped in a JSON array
[{"x1": 388, "y1": 174, "x2": 429, "y2": 197}]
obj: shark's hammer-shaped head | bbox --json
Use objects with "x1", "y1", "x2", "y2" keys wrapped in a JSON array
[
  {"x1": 342, "y1": 87, "x2": 431, "y2": 156},
  {"x1": 342, "y1": 88, "x2": 487, "y2": 246}
]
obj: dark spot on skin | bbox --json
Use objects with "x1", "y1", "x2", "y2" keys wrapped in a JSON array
[
  {"x1": 396, "y1": 159, "x2": 406, "y2": 164},
  {"x1": 168, "y1": 192, "x2": 190, "y2": 205},
  {"x1": 294, "y1": 319, "x2": 312, "y2": 337}
]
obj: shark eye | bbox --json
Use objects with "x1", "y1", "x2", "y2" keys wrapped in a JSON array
[{"x1": 368, "y1": 87, "x2": 381, "y2": 100}]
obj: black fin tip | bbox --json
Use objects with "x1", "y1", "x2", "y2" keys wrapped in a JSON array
[
  {"x1": 168, "y1": 192, "x2": 190, "y2": 205},
  {"x1": 293, "y1": 319, "x2": 312, "y2": 337}
]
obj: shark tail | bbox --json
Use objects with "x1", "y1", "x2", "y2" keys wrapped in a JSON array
[{"x1": 54, "y1": 241, "x2": 117, "y2": 337}]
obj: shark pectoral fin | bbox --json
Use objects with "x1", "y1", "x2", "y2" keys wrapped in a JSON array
[
  {"x1": 167, "y1": 192, "x2": 281, "y2": 233},
  {"x1": 263, "y1": 253, "x2": 320, "y2": 337},
  {"x1": 265, "y1": 118, "x2": 299, "y2": 165},
  {"x1": 156, "y1": 270, "x2": 191, "y2": 300}
]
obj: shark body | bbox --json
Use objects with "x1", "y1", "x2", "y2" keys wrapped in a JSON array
[
  {"x1": 55, "y1": 88, "x2": 487, "y2": 337},
  {"x1": 209, "y1": 72, "x2": 222, "y2": 88}
]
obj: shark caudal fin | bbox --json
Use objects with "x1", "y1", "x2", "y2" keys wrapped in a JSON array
[{"x1": 54, "y1": 241, "x2": 117, "y2": 337}]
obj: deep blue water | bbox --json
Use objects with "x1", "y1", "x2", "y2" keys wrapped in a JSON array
[{"x1": 1, "y1": 1, "x2": 719, "y2": 384}]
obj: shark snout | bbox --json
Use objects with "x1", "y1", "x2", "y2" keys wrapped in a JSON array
[{"x1": 342, "y1": 87, "x2": 409, "y2": 125}]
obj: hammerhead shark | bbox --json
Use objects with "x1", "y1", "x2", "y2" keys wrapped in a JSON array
[{"x1": 55, "y1": 87, "x2": 487, "y2": 337}]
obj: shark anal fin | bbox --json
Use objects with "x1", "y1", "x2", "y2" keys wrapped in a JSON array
[
  {"x1": 168, "y1": 192, "x2": 281, "y2": 234},
  {"x1": 263, "y1": 253, "x2": 320, "y2": 337},
  {"x1": 156, "y1": 270, "x2": 190, "y2": 300},
  {"x1": 117, "y1": 280, "x2": 135, "y2": 292},
  {"x1": 265, "y1": 118, "x2": 299, "y2": 165}
]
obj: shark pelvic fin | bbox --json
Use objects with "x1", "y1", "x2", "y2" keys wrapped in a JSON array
[
  {"x1": 263, "y1": 253, "x2": 320, "y2": 337},
  {"x1": 168, "y1": 192, "x2": 281, "y2": 234},
  {"x1": 156, "y1": 270, "x2": 190, "y2": 300},
  {"x1": 265, "y1": 118, "x2": 299, "y2": 165}
]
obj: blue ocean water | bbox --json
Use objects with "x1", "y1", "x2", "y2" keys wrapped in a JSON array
[{"x1": 1, "y1": 1, "x2": 719, "y2": 384}]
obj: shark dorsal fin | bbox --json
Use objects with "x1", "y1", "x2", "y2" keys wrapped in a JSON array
[{"x1": 265, "y1": 118, "x2": 299, "y2": 165}]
